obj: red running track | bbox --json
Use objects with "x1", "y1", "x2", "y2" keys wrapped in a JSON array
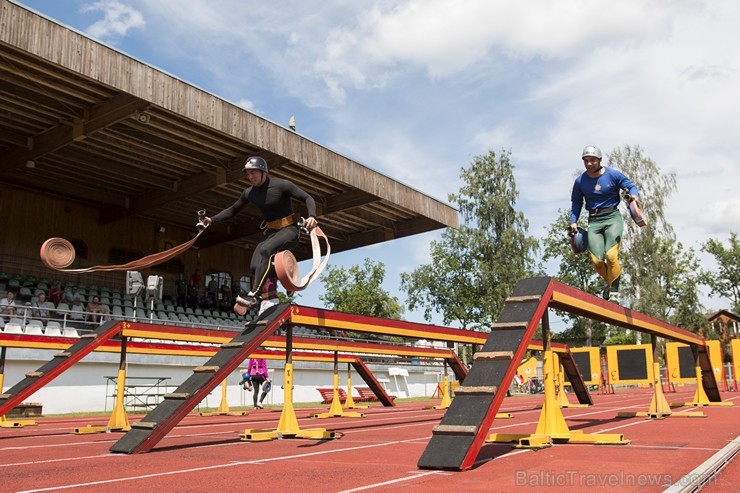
[{"x1": 0, "y1": 387, "x2": 738, "y2": 493}]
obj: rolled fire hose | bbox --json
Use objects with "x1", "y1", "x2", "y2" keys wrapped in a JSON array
[
  {"x1": 39, "y1": 230, "x2": 207, "y2": 273},
  {"x1": 274, "y1": 226, "x2": 331, "y2": 292},
  {"x1": 40, "y1": 218, "x2": 330, "y2": 294}
]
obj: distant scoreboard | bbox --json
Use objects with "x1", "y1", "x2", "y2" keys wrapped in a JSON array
[
  {"x1": 666, "y1": 340, "x2": 723, "y2": 384},
  {"x1": 605, "y1": 344, "x2": 653, "y2": 384},
  {"x1": 567, "y1": 347, "x2": 601, "y2": 385}
]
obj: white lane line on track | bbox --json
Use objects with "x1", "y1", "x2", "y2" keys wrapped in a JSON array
[
  {"x1": 13, "y1": 402, "x2": 659, "y2": 491},
  {"x1": 0, "y1": 440, "x2": 117, "y2": 451},
  {"x1": 15, "y1": 439, "x2": 417, "y2": 493},
  {"x1": 336, "y1": 470, "x2": 447, "y2": 493},
  {"x1": 1, "y1": 400, "x2": 646, "y2": 453},
  {"x1": 1, "y1": 454, "x2": 123, "y2": 468},
  {"x1": 1, "y1": 411, "x2": 439, "y2": 452}
]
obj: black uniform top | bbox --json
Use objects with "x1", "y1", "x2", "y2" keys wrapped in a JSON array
[{"x1": 210, "y1": 175, "x2": 316, "y2": 224}]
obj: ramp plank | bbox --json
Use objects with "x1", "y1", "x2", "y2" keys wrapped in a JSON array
[
  {"x1": 418, "y1": 277, "x2": 553, "y2": 471},
  {"x1": 110, "y1": 303, "x2": 291, "y2": 454},
  {"x1": 696, "y1": 345, "x2": 722, "y2": 402},
  {"x1": 0, "y1": 321, "x2": 121, "y2": 416},
  {"x1": 559, "y1": 350, "x2": 593, "y2": 405},
  {"x1": 351, "y1": 358, "x2": 396, "y2": 406}
]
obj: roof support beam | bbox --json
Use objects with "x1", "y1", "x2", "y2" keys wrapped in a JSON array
[
  {"x1": 99, "y1": 167, "x2": 229, "y2": 225},
  {"x1": 321, "y1": 190, "x2": 380, "y2": 214},
  {"x1": 0, "y1": 93, "x2": 149, "y2": 173}
]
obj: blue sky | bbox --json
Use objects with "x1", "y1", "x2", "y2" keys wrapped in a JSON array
[{"x1": 15, "y1": 1, "x2": 740, "y2": 328}]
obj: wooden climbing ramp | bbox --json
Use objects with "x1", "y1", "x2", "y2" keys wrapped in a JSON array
[
  {"x1": 418, "y1": 277, "x2": 553, "y2": 471},
  {"x1": 350, "y1": 358, "x2": 397, "y2": 406},
  {"x1": 558, "y1": 348, "x2": 592, "y2": 405},
  {"x1": 418, "y1": 276, "x2": 721, "y2": 471},
  {"x1": 0, "y1": 320, "x2": 121, "y2": 417},
  {"x1": 109, "y1": 303, "x2": 291, "y2": 454}
]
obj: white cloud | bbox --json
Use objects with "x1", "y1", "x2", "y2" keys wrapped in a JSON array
[
  {"x1": 235, "y1": 98, "x2": 256, "y2": 112},
  {"x1": 82, "y1": 0, "x2": 144, "y2": 41},
  {"x1": 45, "y1": 0, "x2": 739, "y2": 314}
]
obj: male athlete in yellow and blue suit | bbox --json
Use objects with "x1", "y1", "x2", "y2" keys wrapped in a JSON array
[{"x1": 569, "y1": 146, "x2": 640, "y2": 303}]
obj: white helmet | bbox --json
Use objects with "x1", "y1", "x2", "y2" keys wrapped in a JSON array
[{"x1": 582, "y1": 145, "x2": 602, "y2": 160}]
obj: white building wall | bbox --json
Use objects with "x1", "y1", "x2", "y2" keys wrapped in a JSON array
[{"x1": 3, "y1": 348, "x2": 449, "y2": 414}]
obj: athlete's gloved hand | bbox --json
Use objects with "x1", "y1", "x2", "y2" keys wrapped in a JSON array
[
  {"x1": 304, "y1": 216, "x2": 318, "y2": 230},
  {"x1": 197, "y1": 216, "x2": 211, "y2": 231}
]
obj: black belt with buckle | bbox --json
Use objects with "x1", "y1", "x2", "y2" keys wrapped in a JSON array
[{"x1": 588, "y1": 205, "x2": 617, "y2": 217}]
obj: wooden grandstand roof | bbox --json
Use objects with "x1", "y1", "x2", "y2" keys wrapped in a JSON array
[{"x1": 0, "y1": 1, "x2": 457, "y2": 260}]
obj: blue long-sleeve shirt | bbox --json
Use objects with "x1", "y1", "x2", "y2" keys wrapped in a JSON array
[{"x1": 570, "y1": 167, "x2": 639, "y2": 224}]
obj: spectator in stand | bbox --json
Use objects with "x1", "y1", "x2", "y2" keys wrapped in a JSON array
[
  {"x1": 187, "y1": 280, "x2": 199, "y2": 310},
  {"x1": 69, "y1": 298, "x2": 86, "y2": 321},
  {"x1": 64, "y1": 285, "x2": 82, "y2": 305},
  {"x1": 49, "y1": 282, "x2": 64, "y2": 307},
  {"x1": 1, "y1": 290, "x2": 17, "y2": 321},
  {"x1": 206, "y1": 276, "x2": 218, "y2": 300},
  {"x1": 175, "y1": 273, "x2": 187, "y2": 309},
  {"x1": 219, "y1": 281, "x2": 233, "y2": 310},
  {"x1": 189, "y1": 269, "x2": 202, "y2": 291},
  {"x1": 86, "y1": 295, "x2": 110, "y2": 324},
  {"x1": 199, "y1": 292, "x2": 215, "y2": 310},
  {"x1": 32, "y1": 292, "x2": 55, "y2": 321}
]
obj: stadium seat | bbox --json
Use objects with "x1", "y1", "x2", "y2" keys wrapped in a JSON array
[
  {"x1": 62, "y1": 327, "x2": 79, "y2": 338},
  {"x1": 45, "y1": 321, "x2": 63, "y2": 337},
  {"x1": 3, "y1": 322, "x2": 23, "y2": 334},
  {"x1": 69, "y1": 304, "x2": 85, "y2": 321},
  {"x1": 25, "y1": 319, "x2": 44, "y2": 332}
]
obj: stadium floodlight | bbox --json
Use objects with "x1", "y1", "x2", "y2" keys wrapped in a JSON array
[
  {"x1": 126, "y1": 271, "x2": 144, "y2": 297},
  {"x1": 146, "y1": 275, "x2": 163, "y2": 301}
]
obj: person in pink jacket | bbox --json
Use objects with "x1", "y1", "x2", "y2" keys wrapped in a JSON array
[{"x1": 245, "y1": 357, "x2": 271, "y2": 409}]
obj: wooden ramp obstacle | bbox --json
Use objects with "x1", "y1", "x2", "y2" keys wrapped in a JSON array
[
  {"x1": 110, "y1": 303, "x2": 290, "y2": 454},
  {"x1": 350, "y1": 357, "x2": 397, "y2": 407},
  {"x1": 0, "y1": 320, "x2": 121, "y2": 417},
  {"x1": 418, "y1": 277, "x2": 552, "y2": 470},
  {"x1": 418, "y1": 276, "x2": 723, "y2": 471}
]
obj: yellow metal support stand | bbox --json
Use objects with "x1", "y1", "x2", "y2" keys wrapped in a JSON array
[
  {"x1": 108, "y1": 368, "x2": 132, "y2": 429},
  {"x1": 312, "y1": 371, "x2": 364, "y2": 419},
  {"x1": 670, "y1": 365, "x2": 733, "y2": 408},
  {"x1": 240, "y1": 326, "x2": 336, "y2": 442},
  {"x1": 344, "y1": 375, "x2": 368, "y2": 409},
  {"x1": 429, "y1": 375, "x2": 452, "y2": 410},
  {"x1": 241, "y1": 359, "x2": 336, "y2": 441},
  {"x1": 488, "y1": 310, "x2": 629, "y2": 449},
  {"x1": 538, "y1": 353, "x2": 589, "y2": 409},
  {"x1": 618, "y1": 362, "x2": 706, "y2": 419},
  {"x1": 75, "y1": 340, "x2": 131, "y2": 434},
  {"x1": 200, "y1": 379, "x2": 248, "y2": 417},
  {"x1": 0, "y1": 370, "x2": 36, "y2": 428}
]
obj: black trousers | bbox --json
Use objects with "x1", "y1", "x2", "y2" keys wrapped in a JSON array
[
  {"x1": 249, "y1": 226, "x2": 300, "y2": 294},
  {"x1": 250, "y1": 375, "x2": 267, "y2": 406}
]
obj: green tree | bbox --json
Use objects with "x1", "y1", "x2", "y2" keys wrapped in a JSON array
[
  {"x1": 400, "y1": 149, "x2": 539, "y2": 330},
  {"x1": 319, "y1": 258, "x2": 404, "y2": 320},
  {"x1": 608, "y1": 145, "x2": 676, "y2": 245},
  {"x1": 700, "y1": 233, "x2": 740, "y2": 313},
  {"x1": 607, "y1": 145, "x2": 678, "y2": 326}
]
